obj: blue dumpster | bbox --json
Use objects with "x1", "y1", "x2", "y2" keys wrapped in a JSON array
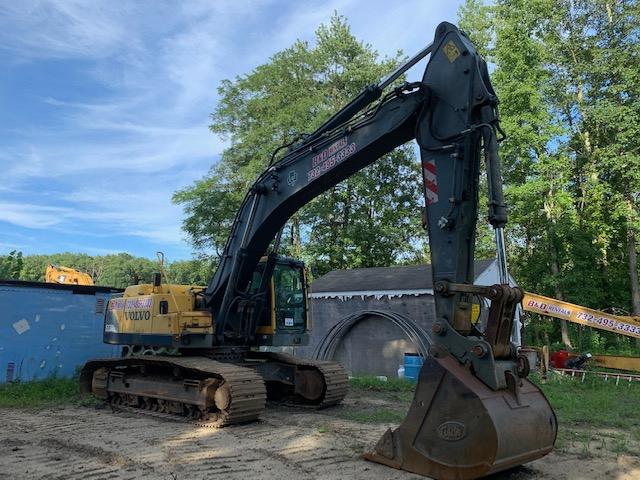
[
  {"x1": 404, "y1": 352, "x2": 424, "y2": 382},
  {"x1": 0, "y1": 280, "x2": 122, "y2": 383}
]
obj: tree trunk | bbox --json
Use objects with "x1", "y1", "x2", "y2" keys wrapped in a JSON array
[
  {"x1": 341, "y1": 182, "x2": 353, "y2": 266},
  {"x1": 328, "y1": 187, "x2": 339, "y2": 269},
  {"x1": 625, "y1": 196, "x2": 640, "y2": 350},
  {"x1": 549, "y1": 233, "x2": 573, "y2": 348},
  {"x1": 628, "y1": 228, "x2": 640, "y2": 316},
  {"x1": 291, "y1": 215, "x2": 302, "y2": 259},
  {"x1": 533, "y1": 314, "x2": 542, "y2": 346},
  {"x1": 627, "y1": 227, "x2": 640, "y2": 351}
]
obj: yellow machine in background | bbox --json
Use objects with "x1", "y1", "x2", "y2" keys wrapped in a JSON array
[
  {"x1": 523, "y1": 292, "x2": 640, "y2": 373},
  {"x1": 45, "y1": 264, "x2": 94, "y2": 286},
  {"x1": 522, "y1": 292, "x2": 640, "y2": 340}
]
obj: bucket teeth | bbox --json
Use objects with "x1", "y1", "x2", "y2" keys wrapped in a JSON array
[{"x1": 373, "y1": 429, "x2": 396, "y2": 463}]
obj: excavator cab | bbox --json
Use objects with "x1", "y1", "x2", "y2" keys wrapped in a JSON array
[{"x1": 251, "y1": 257, "x2": 309, "y2": 346}]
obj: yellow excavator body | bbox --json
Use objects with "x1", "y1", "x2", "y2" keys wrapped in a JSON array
[
  {"x1": 45, "y1": 264, "x2": 94, "y2": 286},
  {"x1": 105, "y1": 283, "x2": 213, "y2": 339}
]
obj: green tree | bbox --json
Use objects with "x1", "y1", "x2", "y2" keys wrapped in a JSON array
[
  {"x1": 580, "y1": 0, "x2": 640, "y2": 320},
  {"x1": 19, "y1": 254, "x2": 49, "y2": 281},
  {"x1": 0, "y1": 250, "x2": 23, "y2": 279},
  {"x1": 461, "y1": 0, "x2": 579, "y2": 346},
  {"x1": 167, "y1": 258, "x2": 214, "y2": 285},
  {"x1": 17, "y1": 252, "x2": 160, "y2": 289},
  {"x1": 97, "y1": 253, "x2": 157, "y2": 288},
  {"x1": 19, "y1": 252, "x2": 95, "y2": 282},
  {"x1": 173, "y1": 14, "x2": 424, "y2": 275},
  {"x1": 459, "y1": 0, "x2": 640, "y2": 353}
]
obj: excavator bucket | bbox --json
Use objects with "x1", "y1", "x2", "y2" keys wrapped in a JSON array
[{"x1": 364, "y1": 351, "x2": 557, "y2": 480}]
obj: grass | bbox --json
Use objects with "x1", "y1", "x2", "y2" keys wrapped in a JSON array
[
  {"x1": 331, "y1": 376, "x2": 418, "y2": 424},
  {"x1": 348, "y1": 375, "x2": 416, "y2": 392},
  {"x1": 316, "y1": 424, "x2": 330, "y2": 433},
  {"x1": 3, "y1": 371, "x2": 638, "y2": 456},
  {"x1": 339, "y1": 408, "x2": 407, "y2": 424},
  {"x1": 0, "y1": 376, "x2": 89, "y2": 408},
  {"x1": 348, "y1": 373, "x2": 639, "y2": 433},
  {"x1": 532, "y1": 373, "x2": 640, "y2": 455},
  {"x1": 532, "y1": 373, "x2": 640, "y2": 431}
]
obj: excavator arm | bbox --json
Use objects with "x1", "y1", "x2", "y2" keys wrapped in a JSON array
[{"x1": 205, "y1": 22, "x2": 556, "y2": 479}]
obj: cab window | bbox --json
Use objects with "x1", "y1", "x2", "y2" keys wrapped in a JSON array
[{"x1": 273, "y1": 264, "x2": 305, "y2": 330}]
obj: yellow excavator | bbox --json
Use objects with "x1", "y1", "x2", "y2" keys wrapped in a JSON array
[
  {"x1": 45, "y1": 264, "x2": 94, "y2": 286},
  {"x1": 80, "y1": 23, "x2": 557, "y2": 479}
]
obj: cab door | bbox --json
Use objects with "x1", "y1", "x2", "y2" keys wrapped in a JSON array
[{"x1": 273, "y1": 262, "x2": 306, "y2": 333}]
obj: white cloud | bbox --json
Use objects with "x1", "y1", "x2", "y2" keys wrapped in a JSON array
[
  {"x1": 0, "y1": 1, "x2": 130, "y2": 59},
  {"x1": 60, "y1": 186, "x2": 187, "y2": 244},
  {"x1": 0, "y1": 202, "x2": 72, "y2": 229},
  {"x1": 3, "y1": 148, "x2": 47, "y2": 179},
  {"x1": 59, "y1": 244, "x2": 122, "y2": 256},
  {"x1": 0, "y1": 190, "x2": 186, "y2": 245},
  {"x1": 1, "y1": 1, "x2": 464, "y2": 255}
]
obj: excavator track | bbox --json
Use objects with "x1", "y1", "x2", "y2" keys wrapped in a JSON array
[
  {"x1": 106, "y1": 398, "x2": 234, "y2": 429},
  {"x1": 80, "y1": 356, "x2": 266, "y2": 427},
  {"x1": 246, "y1": 352, "x2": 349, "y2": 408}
]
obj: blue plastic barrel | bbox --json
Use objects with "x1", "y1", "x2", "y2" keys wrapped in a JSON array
[{"x1": 404, "y1": 353, "x2": 423, "y2": 382}]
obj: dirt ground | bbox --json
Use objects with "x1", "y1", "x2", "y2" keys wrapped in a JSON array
[{"x1": 1, "y1": 389, "x2": 638, "y2": 480}]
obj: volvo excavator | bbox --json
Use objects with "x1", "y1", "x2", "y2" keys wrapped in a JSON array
[{"x1": 80, "y1": 23, "x2": 557, "y2": 479}]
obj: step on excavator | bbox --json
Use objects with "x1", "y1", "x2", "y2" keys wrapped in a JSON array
[{"x1": 80, "y1": 22, "x2": 557, "y2": 479}]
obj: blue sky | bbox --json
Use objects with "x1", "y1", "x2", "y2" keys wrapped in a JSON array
[{"x1": 0, "y1": 1, "x2": 463, "y2": 261}]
